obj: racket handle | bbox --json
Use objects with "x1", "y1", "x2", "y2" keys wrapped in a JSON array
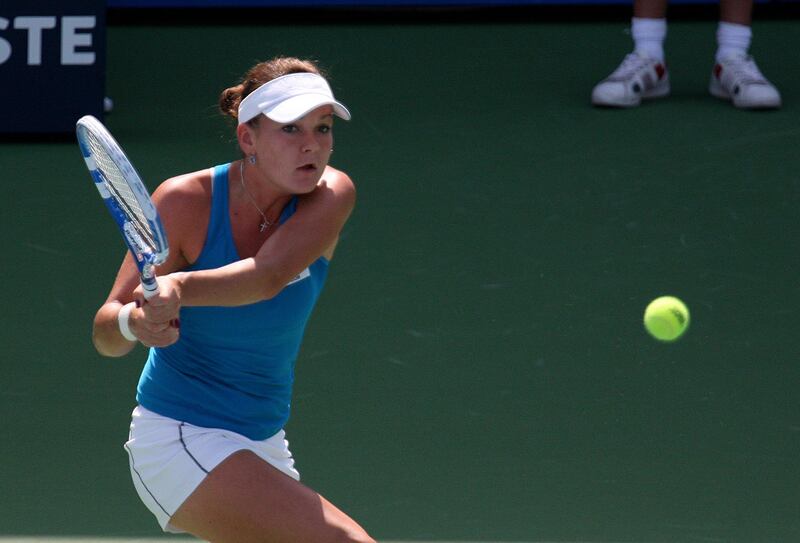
[
  {"x1": 141, "y1": 274, "x2": 160, "y2": 300},
  {"x1": 141, "y1": 273, "x2": 179, "y2": 329}
]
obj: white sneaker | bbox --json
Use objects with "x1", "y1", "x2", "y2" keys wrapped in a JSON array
[
  {"x1": 709, "y1": 55, "x2": 781, "y2": 109},
  {"x1": 591, "y1": 53, "x2": 670, "y2": 107}
]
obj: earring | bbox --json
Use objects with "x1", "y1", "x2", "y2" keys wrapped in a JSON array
[{"x1": 248, "y1": 154, "x2": 257, "y2": 164}]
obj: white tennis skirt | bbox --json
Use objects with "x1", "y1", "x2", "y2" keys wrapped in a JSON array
[{"x1": 124, "y1": 405, "x2": 300, "y2": 532}]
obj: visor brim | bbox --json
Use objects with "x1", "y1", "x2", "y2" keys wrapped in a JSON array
[{"x1": 264, "y1": 94, "x2": 351, "y2": 123}]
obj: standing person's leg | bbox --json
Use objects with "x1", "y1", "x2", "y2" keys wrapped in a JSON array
[
  {"x1": 633, "y1": 0, "x2": 668, "y2": 20},
  {"x1": 591, "y1": 0, "x2": 671, "y2": 107},
  {"x1": 710, "y1": 0, "x2": 781, "y2": 108},
  {"x1": 170, "y1": 450, "x2": 375, "y2": 543},
  {"x1": 719, "y1": 0, "x2": 752, "y2": 25},
  {"x1": 717, "y1": 0, "x2": 753, "y2": 62}
]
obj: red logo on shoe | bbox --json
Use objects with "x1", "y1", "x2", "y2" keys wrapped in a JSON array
[
  {"x1": 714, "y1": 64, "x2": 723, "y2": 79},
  {"x1": 655, "y1": 64, "x2": 666, "y2": 79}
]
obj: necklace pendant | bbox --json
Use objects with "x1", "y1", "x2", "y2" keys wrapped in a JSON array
[{"x1": 259, "y1": 221, "x2": 267, "y2": 233}]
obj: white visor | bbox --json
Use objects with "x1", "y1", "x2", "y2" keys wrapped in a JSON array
[{"x1": 237, "y1": 72, "x2": 351, "y2": 125}]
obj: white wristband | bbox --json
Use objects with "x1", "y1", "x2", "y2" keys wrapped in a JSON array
[{"x1": 117, "y1": 302, "x2": 138, "y2": 342}]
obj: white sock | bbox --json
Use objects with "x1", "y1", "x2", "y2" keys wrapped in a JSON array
[
  {"x1": 632, "y1": 17, "x2": 667, "y2": 62},
  {"x1": 716, "y1": 21, "x2": 752, "y2": 62}
]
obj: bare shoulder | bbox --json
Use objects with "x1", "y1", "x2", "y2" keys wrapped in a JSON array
[
  {"x1": 151, "y1": 168, "x2": 214, "y2": 265},
  {"x1": 306, "y1": 166, "x2": 356, "y2": 212},
  {"x1": 297, "y1": 167, "x2": 356, "y2": 261},
  {"x1": 152, "y1": 168, "x2": 213, "y2": 212},
  {"x1": 321, "y1": 166, "x2": 355, "y2": 191}
]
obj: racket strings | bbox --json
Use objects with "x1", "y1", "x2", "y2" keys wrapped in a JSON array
[{"x1": 86, "y1": 133, "x2": 158, "y2": 252}]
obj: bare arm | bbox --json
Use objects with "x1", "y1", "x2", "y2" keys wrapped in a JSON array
[
  {"x1": 172, "y1": 167, "x2": 355, "y2": 307},
  {"x1": 91, "y1": 166, "x2": 354, "y2": 356},
  {"x1": 92, "y1": 172, "x2": 210, "y2": 357}
]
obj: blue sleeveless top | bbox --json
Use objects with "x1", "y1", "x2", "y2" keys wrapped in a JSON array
[{"x1": 136, "y1": 163, "x2": 329, "y2": 440}]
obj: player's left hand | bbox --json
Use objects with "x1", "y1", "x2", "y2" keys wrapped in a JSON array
[{"x1": 132, "y1": 275, "x2": 182, "y2": 345}]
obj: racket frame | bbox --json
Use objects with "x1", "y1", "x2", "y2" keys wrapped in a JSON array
[{"x1": 76, "y1": 115, "x2": 168, "y2": 298}]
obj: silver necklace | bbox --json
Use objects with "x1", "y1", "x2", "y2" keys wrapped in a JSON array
[{"x1": 239, "y1": 160, "x2": 272, "y2": 232}]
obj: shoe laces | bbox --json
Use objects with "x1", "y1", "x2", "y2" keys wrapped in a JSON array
[
  {"x1": 609, "y1": 53, "x2": 657, "y2": 79},
  {"x1": 720, "y1": 55, "x2": 766, "y2": 84}
]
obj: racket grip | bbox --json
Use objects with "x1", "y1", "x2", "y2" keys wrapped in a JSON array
[
  {"x1": 141, "y1": 276, "x2": 178, "y2": 329},
  {"x1": 142, "y1": 276, "x2": 160, "y2": 300}
]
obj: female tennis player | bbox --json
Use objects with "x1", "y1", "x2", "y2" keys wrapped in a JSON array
[{"x1": 91, "y1": 57, "x2": 374, "y2": 542}]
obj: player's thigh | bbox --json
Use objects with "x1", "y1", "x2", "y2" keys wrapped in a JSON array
[{"x1": 170, "y1": 449, "x2": 375, "y2": 543}]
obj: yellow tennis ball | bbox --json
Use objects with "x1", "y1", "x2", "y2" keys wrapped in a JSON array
[{"x1": 644, "y1": 296, "x2": 690, "y2": 342}]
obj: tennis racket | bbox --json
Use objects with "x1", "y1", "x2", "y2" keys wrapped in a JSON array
[{"x1": 76, "y1": 115, "x2": 168, "y2": 299}]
